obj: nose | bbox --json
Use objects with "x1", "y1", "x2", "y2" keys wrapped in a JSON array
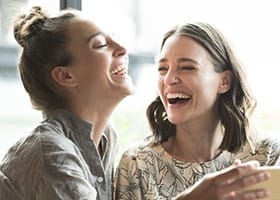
[
  {"x1": 112, "y1": 40, "x2": 127, "y2": 57},
  {"x1": 164, "y1": 69, "x2": 180, "y2": 86}
]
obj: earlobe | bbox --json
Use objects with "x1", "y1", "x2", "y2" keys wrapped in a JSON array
[
  {"x1": 218, "y1": 70, "x2": 232, "y2": 94},
  {"x1": 51, "y1": 66, "x2": 78, "y2": 88}
]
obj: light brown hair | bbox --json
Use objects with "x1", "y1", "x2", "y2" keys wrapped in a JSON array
[
  {"x1": 147, "y1": 22, "x2": 256, "y2": 153},
  {"x1": 14, "y1": 6, "x2": 76, "y2": 113}
]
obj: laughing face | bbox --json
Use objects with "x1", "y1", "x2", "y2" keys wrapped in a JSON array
[
  {"x1": 65, "y1": 17, "x2": 134, "y2": 106},
  {"x1": 157, "y1": 35, "x2": 230, "y2": 125}
]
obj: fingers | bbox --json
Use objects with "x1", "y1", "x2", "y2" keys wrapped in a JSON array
[
  {"x1": 233, "y1": 159, "x2": 242, "y2": 166},
  {"x1": 241, "y1": 189, "x2": 269, "y2": 200},
  {"x1": 210, "y1": 160, "x2": 271, "y2": 199},
  {"x1": 234, "y1": 160, "x2": 260, "y2": 177},
  {"x1": 222, "y1": 171, "x2": 270, "y2": 193},
  {"x1": 214, "y1": 160, "x2": 260, "y2": 185},
  {"x1": 222, "y1": 189, "x2": 269, "y2": 200},
  {"x1": 180, "y1": 161, "x2": 270, "y2": 200}
]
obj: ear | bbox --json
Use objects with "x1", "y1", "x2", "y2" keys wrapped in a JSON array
[
  {"x1": 218, "y1": 70, "x2": 232, "y2": 94},
  {"x1": 50, "y1": 66, "x2": 78, "y2": 88}
]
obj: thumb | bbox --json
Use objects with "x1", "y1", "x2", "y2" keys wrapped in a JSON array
[{"x1": 232, "y1": 159, "x2": 241, "y2": 166}]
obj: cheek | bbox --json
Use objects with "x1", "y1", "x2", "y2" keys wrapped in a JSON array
[
  {"x1": 76, "y1": 65, "x2": 105, "y2": 89},
  {"x1": 80, "y1": 50, "x2": 110, "y2": 68},
  {"x1": 197, "y1": 79, "x2": 220, "y2": 103},
  {"x1": 198, "y1": 73, "x2": 220, "y2": 90},
  {"x1": 157, "y1": 78, "x2": 167, "y2": 106},
  {"x1": 157, "y1": 77, "x2": 164, "y2": 93}
]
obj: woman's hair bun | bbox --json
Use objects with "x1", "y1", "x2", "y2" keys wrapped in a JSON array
[{"x1": 14, "y1": 6, "x2": 49, "y2": 47}]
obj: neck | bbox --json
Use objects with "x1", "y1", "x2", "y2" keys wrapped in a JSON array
[
  {"x1": 70, "y1": 101, "x2": 118, "y2": 146},
  {"x1": 163, "y1": 120, "x2": 224, "y2": 162}
]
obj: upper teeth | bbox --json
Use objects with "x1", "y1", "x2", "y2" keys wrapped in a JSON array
[
  {"x1": 111, "y1": 64, "x2": 127, "y2": 75},
  {"x1": 167, "y1": 93, "x2": 190, "y2": 99}
]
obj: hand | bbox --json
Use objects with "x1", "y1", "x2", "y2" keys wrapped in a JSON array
[{"x1": 175, "y1": 160, "x2": 270, "y2": 200}]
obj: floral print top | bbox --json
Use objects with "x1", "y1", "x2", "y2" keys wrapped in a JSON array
[{"x1": 115, "y1": 134, "x2": 280, "y2": 200}]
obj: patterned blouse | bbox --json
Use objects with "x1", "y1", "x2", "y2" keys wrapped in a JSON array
[{"x1": 115, "y1": 134, "x2": 280, "y2": 200}]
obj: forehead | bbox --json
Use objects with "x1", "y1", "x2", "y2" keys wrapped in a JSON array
[
  {"x1": 162, "y1": 35, "x2": 205, "y2": 54},
  {"x1": 66, "y1": 17, "x2": 101, "y2": 40},
  {"x1": 159, "y1": 35, "x2": 211, "y2": 62}
]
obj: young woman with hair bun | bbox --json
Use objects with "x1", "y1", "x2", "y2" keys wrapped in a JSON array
[{"x1": 0, "y1": 6, "x2": 134, "y2": 200}]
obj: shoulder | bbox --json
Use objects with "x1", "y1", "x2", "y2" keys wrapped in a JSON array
[
  {"x1": 0, "y1": 121, "x2": 65, "y2": 165},
  {"x1": 121, "y1": 135, "x2": 158, "y2": 157},
  {"x1": 37, "y1": 120, "x2": 86, "y2": 162},
  {"x1": 237, "y1": 129, "x2": 280, "y2": 165},
  {"x1": 20, "y1": 120, "x2": 77, "y2": 159},
  {"x1": 0, "y1": 121, "x2": 73, "y2": 190},
  {"x1": 116, "y1": 135, "x2": 161, "y2": 180},
  {"x1": 25, "y1": 121, "x2": 80, "y2": 157},
  {"x1": 117, "y1": 135, "x2": 164, "y2": 170},
  {"x1": 256, "y1": 130, "x2": 280, "y2": 165},
  {"x1": 5, "y1": 120, "x2": 84, "y2": 169},
  {"x1": 255, "y1": 130, "x2": 280, "y2": 152}
]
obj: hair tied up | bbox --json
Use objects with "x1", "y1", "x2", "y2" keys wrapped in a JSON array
[{"x1": 14, "y1": 6, "x2": 49, "y2": 47}]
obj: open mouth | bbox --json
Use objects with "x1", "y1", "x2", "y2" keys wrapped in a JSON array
[
  {"x1": 111, "y1": 64, "x2": 127, "y2": 75},
  {"x1": 167, "y1": 93, "x2": 191, "y2": 105}
]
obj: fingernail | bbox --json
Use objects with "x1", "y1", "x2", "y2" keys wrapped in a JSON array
[{"x1": 262, "y1": 171, "x2": 271, "y2": 180}]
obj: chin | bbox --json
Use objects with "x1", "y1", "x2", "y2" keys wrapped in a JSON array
[
  {"x1": 167, "y1": 117, "x2": 179, "y2": 125},
  {"x1": 123, "y1": 89, "x2": 135, "y2": 98},
  {"x1": 167, "y1": 114, "x2": 186, "y2": 125},
  {"x1": 122, "y1": 82, "x2": 136, "y2": 95},
  {"x1": 118, "y1": 86, "x2": 135, "y2": 100}
]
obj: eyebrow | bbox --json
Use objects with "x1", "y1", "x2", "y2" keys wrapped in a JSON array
[
  {"x1": 86, "y1": 31, "x2": 105, "y2": 43},
  {"x1": 157, "y1": 57, "x2": 199, "y2": 65}
]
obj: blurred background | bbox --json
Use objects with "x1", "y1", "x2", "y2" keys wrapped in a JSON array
[{"x1": 1, "y1": 0, "x2": 280, "y2": 161}]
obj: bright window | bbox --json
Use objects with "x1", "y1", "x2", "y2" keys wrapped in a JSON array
[{"x1": 1, "y1": 0, "x2": 280, "y2": 160}]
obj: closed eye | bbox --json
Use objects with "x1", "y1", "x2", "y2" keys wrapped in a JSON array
[
  {"x1": 180, "y1": 66, "x2": 196, "y2": 71},
  {"x1": 94, "y1": 44, "x2": 107, "y2": 48},
  {"x1": 158, "y1": 66, "x2": 168, "y2": 71},
  {"x1": 90, "y1": 34, "x2": 108, "y2": 49},
  {"x1": 158, "y1": 66, "x2": 168, "y2": 75}
]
